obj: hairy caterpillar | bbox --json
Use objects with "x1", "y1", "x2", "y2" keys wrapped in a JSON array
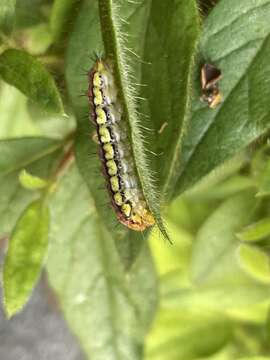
[{"x1": 88, "y1": 58, "x2": 155, "y2": 231}]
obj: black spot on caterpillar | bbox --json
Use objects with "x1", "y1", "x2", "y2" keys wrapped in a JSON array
[{"x1": 88, "y1": 58, "x2": 155, "y2": 231}]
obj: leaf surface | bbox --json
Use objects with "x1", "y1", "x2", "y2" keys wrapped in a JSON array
[
  {"x1": 176, "y1": 0, "x2": 270, "y2": 196},
  {"x1": 0, "y1": 137, "x2": 60, "y2": 236},
  {"x1": 141, "y1": 0, "x2": 200, "y2": 199},
  {"x1": 146, "y1": 310, "x2": 232, "y2": 360},
  {"x1": 0, "y1": 0, "x2": 16, "y2": 34},
  {"x1": 190, "y1": 192, "x2": 257, "y2": 284},
  {"x1": 237, "y1": 217, "x2": 270, "y2": 242},
  {"x1": 237, "y1": 244, "x2": 270, "y2": 284},
  {"x1": 3, "y1": 199, "x2": 50, "y2": 317},
  {"x1": 0, "y1": 50, "x2": 64, "y2": 114},
  {"x1": 46, "y1": 164, "x2": 158, "y2": 360},
  {"x1": 0, "y1": 137, "x2": 61, "y2": 176}
]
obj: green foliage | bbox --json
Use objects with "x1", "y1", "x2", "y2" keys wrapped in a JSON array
[
  {"x1": 0, "y1": 0, "x2": 16, "y2": 34},
  {"x1": 0, "y1": 138, "x2": 61, "y2": 236},
  {"x1": 50, "y1": 0, "x2": 81, "y2": 43},
  {"x1": 0, "y1": 50, "x2": 64, "y2": 114},
  {"x1": 237, "y1": 218, "x2": 270, "y2": 242},
  {"x1": 1, "y1": 0, "x2": 270, "y2": 359},
  {"x1": 3, "y1": 199, "x2": 49, "y2": 317},
  {"x1": 0, "y1": 137, "x2": 61, "y2": 175},
  {"x1": 146, "y1": 310, "x2": 232, "y2": 360},
  {"x1": 141, "y1": 0, "x2": 200, "y2": 199},
  {"x1": 237, "y1": 245, "x2": 270, "y2": 284},
  {"x1": 19, "y1": 169, "x2": 48, "y2": 190},
  {"x1": 190, "y1": 192, "x2": 257, "y2": 284},
  {"x1": 239, "y1": 358, "x2": 270, "y2": 360}
]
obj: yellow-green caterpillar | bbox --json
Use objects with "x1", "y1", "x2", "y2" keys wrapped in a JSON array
[{"x1": 88, "y1": 58, "x2": 155, "y2": 231}]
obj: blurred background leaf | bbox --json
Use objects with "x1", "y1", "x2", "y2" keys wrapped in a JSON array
[
  {"x1": 0, "y1": 0, "x2": 16, "y2": 34},
  {"x1": 0, "y1": 49, "x2": 64, "y2": 114},
  {"x1": 19, "y1": 169, "x2": 48, "y2": 190},
  {"x1": 3, "y1": 199, "x2": 50, "y2": 317},
  {"x1": 0, "y1": 137, "x2": 62, "y2": 236},
  {"x1": 146, "y1": 310, "x2": 232, "y2": 360},
  {"x1": 50, "y1": 0, "x2": 82, "y2": 44},
  {"x1": 237, "y1": 218, "x2": 270, "y2": 242},
  {"x1": 0, "y1": 137, "x2": 62, "y2": 175},
  {"x1": 190, "y1": 191, "x2": 257, "y2": 284},
  {"x1": 237, "y1": 245, "x2": 270, "y2": 285}
]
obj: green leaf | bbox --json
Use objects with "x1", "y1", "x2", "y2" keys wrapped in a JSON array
[
  {"x1": 0, "y1": 137, "x2": 61, "y2": 236},
  {"x1": 3, "y1": 199, "x2": 50, "y2": 317},
  {"x1": 237, "y1": 244, "x2": 270, "y2": 284},
  {"x1": 237, "y1": 358, "x2": 270, "y2": 360},
  {"x1": 65, "y1": 0, "x2": 102, "y2": 119},
  {"x1": 0, "y1": 0, "x2": 16, "y2": 34},
  {"x1": 227, "y1": 300, "x2": 270, "y2": 324},
  {"x1": 0, "y1": 49, "x2": 64, "y2": 114},
  {"x1": 0, "y1": 82, "x2": 40, "y2": 138},
  {"x1": 190, "y1": 192, "x2": 257, "y2": 284},
  {"x1": 150, "y1": 195, "x2": 270, "y2": 314},
  {"x1": 22, "y1": 23, "x2": 53, "y2": 55},
  {"x1": 237, "y1": 218, "x2": 270, "y2": 242},
  {"x1": 14, "y1": 0, "x2": 46, "y2": 30},
  {"x1": 163, "y1": 281, "x2": 270, "y2": 311},
  {"x1": 141, "y1": 0, "x2": 200, "y2": 199},
  {"x1": 146, "y1": 310, "x2": 232, "y2": 360},
  {"x1": 19, "y1": 169, "x2": 48, "y2": 190},
  {"x1": 165, "y1": 192, "x2": 270, "y2": 313},
  {"x1": 188, "y1": 175, "x2": 255, "y2": 201},
  {"x1": 0, "y1": 137, "x2": 61, "y2": 177},
  {"x1": 180, "y1": 151, "x2": 250, "y2": 200},
  {"x1": 46, "y1": 164, "x2": 158, "y2": 360},
  {"x1": 175, "y1": 0, "x2": 270, "y2": 196},
  {"x1": 0, "y1": 82, "x2": 75, "y2": 140},
  {"x1": 150, "y1": 220, "x2": 192, "y2": 278},
  {"x1": 256, "y1": 158, "x2": 270, "y2": 197},
  {"x1": 50, "y1": 0, "x2": 82, "y2": 43}
]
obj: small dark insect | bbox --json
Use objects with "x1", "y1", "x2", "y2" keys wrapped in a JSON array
[{"x1": 200, "y1": 63, "x2": 222, "y2": 109}]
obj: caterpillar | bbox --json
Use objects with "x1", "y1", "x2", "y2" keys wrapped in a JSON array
[{"x1": 88, "y1": 58, "x2": 155, "y2": 232}]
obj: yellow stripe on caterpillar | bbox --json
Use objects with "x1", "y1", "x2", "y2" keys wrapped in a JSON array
[
  {"x1": 93, "y1": 72, "x2": 102, "y2": 88},
  {"x1": 99, "y1": 126, "x2": 111, "y2": 143},
  {"x1": 121, "y1": 203, "x2": 131, "y2": 217},
  {"x1": 114, "y1": 192, "x2": 123, "y2": 206},
  {"x1": 110, "y1": 176, "x2": 119, "y2": 192},
  {"x1": 106, "y1": 160, "x2": 117, "y2": 176},
  {"x1": 96, "y1": 107, "x2": 107, "y2": 125},
  {"x1": 93, "y1": 87, "x2": 102, "y2": 106},
  {"x1": 103, "y1": 143, "x2": 114, "y2": 160}
]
